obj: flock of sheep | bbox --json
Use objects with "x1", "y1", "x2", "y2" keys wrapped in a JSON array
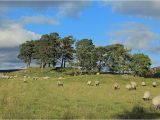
[
  {"x1": 0, "y1": 73, "x2": 160, "y2": 110},
  {"x1": 113, "y1": 81, "x2": 160, "y2": 110}
]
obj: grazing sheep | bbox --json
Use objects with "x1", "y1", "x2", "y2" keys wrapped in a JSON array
[
  {"x1": 152, "y1": 95, "x2": 160, "y2": 109},
  {"x1": 131, "y1": 81, "x2": 137, "y2": 87},
  {"x1": 142, "y1": 82, "x2": 146, "y2": 86},
  {"x1": 153, "y1": 82, "x2": 157, "y2": 87},
  {"x1": 87, "y1": 81, "x2": 92, "y2": 86},
  {"x1": 96, "y1": 72, "x2": 100, "y2": 75},
  {"x1": 57, "y1": 81, "x2": 63, "y2": 87},
  {"x1": 95, "y1": 81, "x2": 100, "y2": 86},
  {"x1": 23, "y1": 76, "x2": 27, "y2": 83},
  {"x1": 58, "y1": 77, "x2": 63, "y2": 80},
  {"x1": 143, "y1": 91, "x2": 151, "y2": 101},
  {"x1": 33, "y1": 77, "x2": 38, "y2": 80},
  {"x1": 126, "y1": 84, "x2": 132, "y2": 90},
  {"x1": 43, "y1": 76, "x2": 50, "y2": 80},
  {"x1": 2, "y1": 75, "x2": 10, "y2": 79},
  {"x1": 13, "y1": 75, "x2": 18, "y2": 78},
  {"x1": 114, "y1": 82, "x2": 120, "y2": 90},
  {"x1": 131, "y1": 84, "x2": 136, "y2": 90}
]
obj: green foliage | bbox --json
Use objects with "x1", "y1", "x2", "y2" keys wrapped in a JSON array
[
  {"x1": 18, "y1": 40, "x2": 35, "y2": 68},
  {"x1": 95, "y1": 46, "x2": 106, "y2": 72},
  {"x1": 76, "y1": 39, "x2": 97, "y2": 71},
  {"x1": 131, "y1": 53, "x2": 151, "y2": 76},
  {"x1": 104, "y1": 44, "x2": 131, "y2": 73},
  {"x1": 18, "y1": 32, "x2": 152, "y2": 77},
  {"x1": 59, "y1": 36, "x2": 75, "y2": 68},
  {"x1": 31, "y1": 32, "x2": 60, "y2": 71}
]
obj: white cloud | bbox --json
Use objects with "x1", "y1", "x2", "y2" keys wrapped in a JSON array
[
  {"x1": 0, "y1": 22, "x2": 40, "y2": 48},
  {"x1": 57, "y1": 1, "x2": 90, "y2": 17},
  {"x1": 0, "y1": 47, "x2": 25, "y2": 70},
  {"x1": 0, "y1": 1, "x2": 91, "y2": 69},
  {"x1": 18, "y1": 16, "x2": 59, "y2": 25},
  {"x1": 108, "y1": 22, "x2": 158, "y2": 50},
  {"x1": 0, "y1": 1, "x2": 90, "y2": 18},
  {"x1": 105, "y1": 1, "x2": 160, "y2": 18}
]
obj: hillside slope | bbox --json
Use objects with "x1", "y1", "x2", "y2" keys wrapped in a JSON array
[{"x1": 0, "y1": 68, "x2": 160, "y2": 119}]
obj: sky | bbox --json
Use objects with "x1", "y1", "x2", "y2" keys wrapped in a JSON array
[{"x1": 1, "y1": 0, "x2": 160, "y2": 69}]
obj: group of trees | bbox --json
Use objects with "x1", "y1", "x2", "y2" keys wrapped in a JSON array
[{"x1": 18, "y1": 32, "x2": 151, "y2": 76}]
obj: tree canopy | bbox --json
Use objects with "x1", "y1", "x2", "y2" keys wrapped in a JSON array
[{"x1": 18, "y1": 32, "x2": 152, "y2": 76}]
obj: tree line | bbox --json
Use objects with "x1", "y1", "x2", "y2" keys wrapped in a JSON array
[{"x1": 18, "y1": 32, "x2": 151, "y2": 77}]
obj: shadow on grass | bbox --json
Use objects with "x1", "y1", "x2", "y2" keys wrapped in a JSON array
[{"x1": 116, "y1": 105, "x2": 160, "y2": 119}]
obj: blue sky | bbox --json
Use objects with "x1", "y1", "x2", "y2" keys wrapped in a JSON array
[{"x1": 0, "y1": 1, "x2": 160, "y2": 69}]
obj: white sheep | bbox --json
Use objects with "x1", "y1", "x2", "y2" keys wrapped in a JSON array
[
  {"x1": 23, "y1": 76, "x2": 27, "y2": 83},
  {"x1": 33, "y1": 77, "x2": 38, "y2": 80},
  {"x1": 153, "y1": 82, "x2": 157, "y2": 87},
  {"x1": 114, "y1": 82, "x2": 120, "y2": 90},
  {"x1": 13, "y1": 75, "x2": 18, "y2": 78},
  {"x1": 126, "y1": 84, "x2": 132, "y2": 90},
  {"x1": 87, "y1": 81, "x2": 92, "y2": 86},
  {"x1": 95, "y1": 81, "x2": 100, "y2": 86},
  {"x1": 96, "y1": 72, "x2": 100, "y2": 75},
  {"x1": 142, "y1": 82, "x2": 146, "y2": 86},
  {"x1": 57, "y1": 81, "x2": 63, "y2": 87},
  {"x1": 152, "y1": 95, "x2": 160, "y2": 109},
  {"x1": 58, "y1": 77, "x2": 64, "y2": 80},
  {"x1": 43, "y1": 76, "x2": 50, "y2": 80},
  {"x1": 143, "y1": 91, "x2": 151, "y2": 101},
  {"x1": 131, "y1": 84, "x2": 136, "y2": 90},
  {"x1": 131, "y1": 81, "x2": 137, "y2": 87}
]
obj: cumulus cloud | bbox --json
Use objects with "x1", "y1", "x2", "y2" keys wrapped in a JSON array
[
  {"x1": 57, "y1": 1, "x2": 90, "y2": 17},
  {"x1": 18, "y1": 16, "x2": 59, "y2": 25},
  {"x1": 0, "y1": 1, "x2": 90, "y2": 69},
  {"x1": 108, "y1": 22, "x2": 158, "y2": 50},
  {"x1": 0, "y1": 1, "x2": 90, "y2": 18},
  {"x1": 0, "y1": 47, "x2": 25, "y2": 69},
  {"x1": 105, "y1": 1, "x2": 160, "y2": 18},
  {"x1": 0, "y1": 22, "x2": 40, "y2": 48}
]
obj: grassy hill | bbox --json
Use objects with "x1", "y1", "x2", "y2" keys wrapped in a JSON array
[{"x1": 0, "y1": 68, "x2": 160, "y2": 119}]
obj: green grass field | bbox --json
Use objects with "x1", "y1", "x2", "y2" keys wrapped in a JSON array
[{"x1": 0, "y1": 68, "x2": 160, "y2": 119}]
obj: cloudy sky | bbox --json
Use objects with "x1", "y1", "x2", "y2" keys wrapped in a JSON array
[{"x1": 0, "y1": 0, "x2": 160, "y2": 69}]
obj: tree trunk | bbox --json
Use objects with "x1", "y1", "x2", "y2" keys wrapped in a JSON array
[
  {"x1": 61, "y1": 58, "x2": 64, "y2": 68},
  {"x1": 98, "y1": 60, "x2": 102, "y2": 72},
  {"x1": 41, "y1": 61, "x2": 44, "y2": 72},
  {"x1": 28, "y1": 58, "x2": 31, "y2": 68},
  {"x1": 48, "y1": 63, "x2": 51, "y2": 67},
  {"x1": 43, "y1": 63, "x2": 46, "y2": 68},
  {"x1": 26, "y1": 63, "x2": 29, "y2": 69},
  {"x1": 64, "y1": 60, "x2": 66, "y2": 68}
]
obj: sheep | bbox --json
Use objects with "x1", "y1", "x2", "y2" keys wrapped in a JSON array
[
  {"x1": 23, "y1": 76, "x2": 27, "y2": 83},
  {"x1": 57, "y1": 81, "x2": 63, "y2": 87},
  {"x1": 131, "y1": 81, "x2": 137, "y2": 87},
  {"x1": 33, "y1": 77, "x2": 39, "y2": 80},
  {"x1": 142, "y1": 82, "x2": 146, "y2": 86},
  {"x1": 43, "y1": 76, "x2": 50, "y2": 80},
  {"x1": 114, "y1": 82, "x2": 120, "y2": 90},
  {"x1": 143, "y1": 91, "x2": 151, "y2": 101},
  {"x1": 131, "y1": 84, "x2": 136, "y2": 90},
  {"x1": 126, "y1": 84, "x2": 132, "y2": 90},
  {"x1": 13, "y1": 75, "x2": 18, "y2": 78},
  {"x1": 96, "y1": 72, "x2": 100, "y2": 75},
  {"x1": 2, "y1": 75, "x2": 10, "y2": 79},
  {"x1": 58, "y1": 77, "x2": 64, "y2": 80},
  {"x1": 95, "y1": 81, "x2": 100, "y2": 86},
  {"x1": 153, "y1": 82, "x2": 157, "y2": 87},
  {"x1": 152, "y1": 95, "x2": 160, "y2": 109},
  {"x1": 87, "y1": 81, "x2": 92, "y2": 86}
]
